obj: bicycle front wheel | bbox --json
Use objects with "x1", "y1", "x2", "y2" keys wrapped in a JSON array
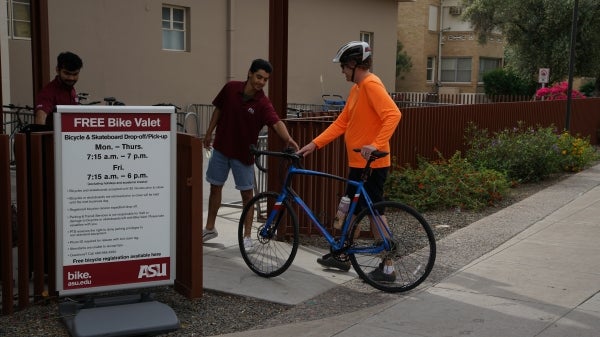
[
  {"x1": 348, "y1": 201, "x2": 436, "y2": 293},
  {"x1": 238, "y1": 192, "x2": 299, "y2": 277}
]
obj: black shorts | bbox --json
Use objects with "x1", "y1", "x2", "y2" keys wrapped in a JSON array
[{"x1": 345, "y1": 167, "x2": 389, "y2": 215}]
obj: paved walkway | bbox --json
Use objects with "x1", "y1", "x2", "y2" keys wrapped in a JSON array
[
  {"x1": 201, "y1": 161, "x2": 356, "y2": 305},
  {"x1": 205, "y1": 163, "x2": 600, "y2": 336},
  {"x1": 11, "y1": 158, "x2": 598, "y2": 335}
]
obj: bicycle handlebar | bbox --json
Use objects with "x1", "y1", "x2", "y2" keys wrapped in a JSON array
[
  {"x1": 250, "y1": 144, "x2": 300, "y2": 172},
  {"x1": 3, "y1": 104, "x2": 34, "y2": 111},
  {"x1": 249, "y1": 145, "x2": 389, "y2": 173}
]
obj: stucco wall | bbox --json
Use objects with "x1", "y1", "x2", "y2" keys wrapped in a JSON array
[
  {"x1": 288, "y1": 0, "x2": 399, "y2": 104},
  {"x1": 11, "y1": 0, "x2": 399, "y2": 109}
]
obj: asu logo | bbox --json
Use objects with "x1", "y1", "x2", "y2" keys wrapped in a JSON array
[{"x1": 138, "y1": 263, "x2": 167, "y2": 278}]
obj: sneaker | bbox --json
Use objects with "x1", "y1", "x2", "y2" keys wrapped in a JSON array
[
  {"x1": 203, "y1": 228, "x2": 218, "y2": 242},
  {"x1": 243, "y1": 236, "x2": 254, "y2": 252},
  {"x1": 316, "y1": 255, "x2": 351, "y2": 272},
  {"x1": 368, "y1": 267, "x2": 396, "y2": 282}
]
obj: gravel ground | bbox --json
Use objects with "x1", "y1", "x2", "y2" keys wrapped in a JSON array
[{"x1": 0, "y1": 174, "x2": 569, "y2": 336}]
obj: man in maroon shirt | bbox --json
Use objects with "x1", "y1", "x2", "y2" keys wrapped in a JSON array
[
  {"x1": 202, "y1": 59, "x2": 298, "y2": 251},
  {"x1": 34, "y1": 51, "x2": 83, "y2": 129}
]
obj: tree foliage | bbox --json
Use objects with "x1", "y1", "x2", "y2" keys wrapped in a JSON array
[
  {"x1": 396, "y1": 40, "x2": 412, "y2": 79},
  {"x1": 462, "y1": 0, "x2": 600, "y2": 89},
  {"x1": 483, "y1": 68, "x2": 535, "y2": 96}
]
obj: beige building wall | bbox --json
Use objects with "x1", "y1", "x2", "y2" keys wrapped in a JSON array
[
  {"x1": 441, "y1": 32, "x2": 505, "y2": 93},
  {"x1": 46, "y1": 0, "x2": 230, "y2": 107},
  {"x1": 396, "y1": 0, "x2": 440, "y2": 93},
  {"x1": 396, "y1": 0, "x2": 505, "y2": 94},
  {"x1": 288, "y1": 0, "x2": 399, "y2": 103},
  {"x1": 5, "y1": 0, "x2": 399, "y2": 109},
  {"x1": 7, "y1": 39, "x2": 32, "y2": 106}
]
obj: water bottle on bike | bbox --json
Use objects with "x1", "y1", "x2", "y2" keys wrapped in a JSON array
[{"x1": 333, "y1": 196, "x2": 350, "y2": 229}]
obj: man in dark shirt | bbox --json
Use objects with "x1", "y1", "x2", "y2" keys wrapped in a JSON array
[
  {"x1": 202, "y1": 59, "x2": 298, "y2": 251},
  {"x1": 34, "y1": 51, "x2": 83, "y2": 129}
]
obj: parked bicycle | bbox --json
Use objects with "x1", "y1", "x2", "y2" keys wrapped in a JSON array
[
  {"x1": 239, "y1": 145, "x2": 436, "y2": 292},
  {"x1": 77, "y1": 92, "x2": 101, "y2": 105},
  {"x1": 102, "y1": 96, "x2": 125, "y2": 106},
  {"x1": 78, "y1": 93, "x2": 125, "y2": 106},
  {"x1": 286, "y1": 106, "x2": 311, "y2": 118},
  {"x1": 2, "y1": 104, "x2": 34, "y2": 166}
]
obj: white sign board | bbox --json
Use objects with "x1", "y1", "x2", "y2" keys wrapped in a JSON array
[
  {"x1": 54, "y1": 105, "x2": 176, "y2": 296},
  {"x1": 538, "y1": 68, "x2": 550, "y2": 84}
]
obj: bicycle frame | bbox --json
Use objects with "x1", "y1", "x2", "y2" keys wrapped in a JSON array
[{"x1": 264, "y1": 160, "x2": 394, "y2": 255}]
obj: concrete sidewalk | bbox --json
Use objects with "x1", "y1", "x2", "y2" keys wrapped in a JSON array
[
  {"x1": 200, "y1": 161, "x2": 356, "y2": 305},
  {"x1": 207, "y1": 164, "x2": 600, "y2": 336}
]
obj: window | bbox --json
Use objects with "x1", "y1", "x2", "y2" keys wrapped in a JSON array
[
  {"x1": 360, "y1": 31, "x2": 373, "y2": 48},
  {"x1": 441, "y1": 57, "x2": 472, "y2": 83},
  {"x1": 7, "y1": 0, "x2": 31, "y2": 39},
  {"x1": 428, "y1": 5, "x2": 438, "y2": 31},
  {"x1": 478, "y1": 57, "x2": 501, "y2": 82},
  {"x1": 162, "y1": 5, "x2": 187, "y2": 51},
  {"x1": 426, "y1": 57, "x2": 435, "y2": 82},
  {"x1": 360, "y1": 31, "x2": 373, "y2": 70}
]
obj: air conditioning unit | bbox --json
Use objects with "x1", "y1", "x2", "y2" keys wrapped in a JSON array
[{"x1": 449, "y1": 6, "x2": 462, "y2": 15}]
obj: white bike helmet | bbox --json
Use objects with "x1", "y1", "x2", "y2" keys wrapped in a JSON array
[{"x1": 333, "y1": 41, "x2": 372, "y2": 64}]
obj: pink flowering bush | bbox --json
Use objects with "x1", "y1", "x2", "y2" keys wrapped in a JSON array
[{"x1": 535, "y1": 81, "x2": 586, "y2": 100}]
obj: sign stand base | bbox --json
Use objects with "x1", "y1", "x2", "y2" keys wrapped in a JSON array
[{"x1": 59, "y1": 292, "x2": 179, "y2": 337}]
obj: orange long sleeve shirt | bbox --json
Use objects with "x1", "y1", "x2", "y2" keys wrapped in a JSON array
[{"x1": 313, "y1": 73, "x2": 401, "y2": 168}]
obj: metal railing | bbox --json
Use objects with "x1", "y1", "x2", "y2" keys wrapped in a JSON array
[
  {"x1": 391, "y1": 92, "x2": 532, "y2": 108},
  {"x1": 185, "y1": 104, "x2": 213, "y2": 138},
  {"x1": 2, "y1": 107, "x2": 35, "y2": 165}
]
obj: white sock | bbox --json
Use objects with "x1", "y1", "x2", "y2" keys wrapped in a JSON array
[{"x1": 384, "y1": 265, "x2": 394, "y2": 274}]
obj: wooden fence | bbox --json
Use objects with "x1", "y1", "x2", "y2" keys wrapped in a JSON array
[
  {"x1": 282, "y1": 98, "x2": 600, "y2": 235},
  {"x1": 0, "y1": 132, "x2": 203, "y2": 315},
  {"x1": 2, "y1": 98, "x2": 600, "y2": 315}
]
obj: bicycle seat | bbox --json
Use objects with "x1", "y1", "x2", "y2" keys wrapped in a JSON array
[
  {"x1": 371, "y1": 150, "x2": 389, "y2": 159},
  {"x1": 353, "y1": 148, "x2": 389, "y2": 159}
]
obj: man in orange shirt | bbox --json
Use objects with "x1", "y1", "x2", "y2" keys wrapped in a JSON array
[{"x1": 297, "y1": 41, "x2": 401, "y2": 282}]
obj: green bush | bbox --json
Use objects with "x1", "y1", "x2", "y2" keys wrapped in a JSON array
[
  {"x1": 385, "y1": 152, "x2": 510, "y2": 212},
  {"x1": 579, "y1": 80, "x2": 596, "y2": 97},
  {"x1": 483, "y1": 68, "x2": 536, "y2": 97},
  {"x1": 465, "y1": 122, "x2": 562, "y2": 183},
  {"x1": 465, "y1": 122, "x2": 599, "y2": 182},
  {"x1": 383, "y1": 123, "x2": 597, "y2": 213}
]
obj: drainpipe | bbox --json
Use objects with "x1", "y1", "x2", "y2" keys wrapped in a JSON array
[
  {"x1": 437, "y1": 5, "x2": 450, "y2": 93},
  {"x1": 30, "y1": 0, "x2": 50, "y2": 99},
  {"x1": 437, "y1": 5, "x2": 444, "y2": 92},
  {"x1": 226, "y1": 0, "x2": 235, "y2": 81},
  {"x1": 0, "y1": 4, "x2": 8, "y2": 107}
]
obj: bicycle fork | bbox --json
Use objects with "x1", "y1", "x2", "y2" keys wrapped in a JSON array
[{"x1": 257, "y1": 192, "x2": 294, "y2": 240}]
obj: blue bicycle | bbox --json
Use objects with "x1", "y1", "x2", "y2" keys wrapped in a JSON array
[{"x1": 238, "y1": 146, "x2": 436, "y2": 292}]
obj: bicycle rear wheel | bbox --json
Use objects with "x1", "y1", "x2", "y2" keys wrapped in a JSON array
[
  {"x1": 348, "y1": 201, "x2": 436, "y2": 293},
  {"x1": 238, "y1": 192, "x2": 299, "y2": 277}
]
